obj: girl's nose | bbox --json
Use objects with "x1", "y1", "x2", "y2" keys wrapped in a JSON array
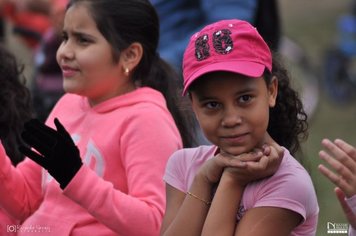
[
  {"x1": 57, "y1": 42, "x2": 74, "y2": 61},
  {"x1": 221, "y1": 107, "x2": 242, "y2": 128}
]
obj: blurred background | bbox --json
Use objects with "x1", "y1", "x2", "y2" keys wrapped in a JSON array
[
  {"x1": 1, "y1": 0, "x2": 356, "y2": 235},
  {"x1": 280, "y1": 0, "x2": 356, "y2": 235}
]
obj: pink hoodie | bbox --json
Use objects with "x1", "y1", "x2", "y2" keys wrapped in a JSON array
[{"x1": 0, "y1": 87, "x2": 182, "y2": 235}]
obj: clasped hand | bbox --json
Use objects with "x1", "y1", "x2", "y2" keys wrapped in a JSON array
[
  {"x1": 199, "y1": 140, "x2": 284, "y2": 186},
  {"x1": 19, "y1": 118, "x2": 82, "y2": 189}
]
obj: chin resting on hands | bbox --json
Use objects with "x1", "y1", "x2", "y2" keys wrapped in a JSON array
[{"x1": 197, "y1": 142, "x2": 284, "y2": 186}]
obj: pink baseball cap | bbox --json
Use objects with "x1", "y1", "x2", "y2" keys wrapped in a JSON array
[{"x1": 182, "y1": 19, "x2": 272, "y2": 95}]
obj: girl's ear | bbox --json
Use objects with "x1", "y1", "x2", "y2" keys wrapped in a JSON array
[
  {"x1": 268, "y1": 76, "x2": 278, "y2": 108},
  {"x1": 120, "y1": 42, "x2": 143, "y2": 72}
]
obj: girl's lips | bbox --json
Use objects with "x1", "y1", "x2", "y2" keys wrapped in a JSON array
[
  {"x1": 62, "y1": 69, "x2": 77, "y2": 78},
  {"x1": 61, "y1": 66, "x2": 78, "y2": 78},
  {"x1": 221, "y1": 133, "x2": 249, "y2": 145}
]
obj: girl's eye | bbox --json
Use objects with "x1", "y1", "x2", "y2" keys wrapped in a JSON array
[
  {"x1": 239, "y1": 95, "x2": 252, "y2": 103},
  {"x1": 77, "y1": 36, "x2": 91, "y2": 44},
  {"x1": 61, "y1": 33, "x2": 68, "y2": 42},
  {"x1": 205, "y1": 101, "x2": 221, "y2": 109}
]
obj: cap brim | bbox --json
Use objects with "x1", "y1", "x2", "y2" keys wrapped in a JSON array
[{"x1": 182, "y1": 61, "x2": 266, "y2": 95}]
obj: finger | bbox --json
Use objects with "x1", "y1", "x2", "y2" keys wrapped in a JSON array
[
  {"x1": 216, "y1": 153, "x2": 247, "y2": 168},
  {"x1": 218, "y1": 151, "x2": 263, "y2": 167},
  {"x1": 229, "y1": 160, "x2": 247, "y2": 168},
  {"x1": 226, "y1": 156, "x2": 247, "y2": 168},
  {"x1": 21, "y1": 131, "x2": 52, "y2": 156},
  {"x1": 318, "y1": 163, "x2": 340, "y2": 184},
  {"x1": 319, "y1": 149, "x2": 354, "y2": 184},
  {"x1": 19, "y1": 145, "x2": 48, "y2": 168},
  {"x1": 321, "y1": 139, "x2": 355, "y2": 171},
  {"x1": 266, "y1": 148, "x2": 283, "y2": 174},
  {"x1": 335, "y1": 188, "x2": 356, "y2": 227},
  {"x1": 245, "y1": 156, "x2": 269, "y2": 170},
  {"x1": 267, "y1": 145, "x2": 283, "y2": 163},
  {"x1": 335, "y1": 188, "x2": 351, "y2": 212},
  {"x1": 24, "y1": 119, "x2": 57, "y2": 146},
  {"x1": 262, "y1": 140, "x2": 284, "y2": 162},
  {"x1": 25, "y1": 119, "x2": 56, "y2": 136},
  {"x1": 318, "y1": 164, "x2": 351, "y2": 193},
  {"x1": 261, "y1": 145, "x2": 271, "y2": 156},
  {"x1": 257, "y1": 156, "x2": 269, "y2": 169},
  {"x1": 334, "y1": 139, "x2": 356, "y2": 163},
  {"x1": 235, "y1": 151, "x2": 263, "y2": 162},
  {"x1": 54, "y1": 118, "x2": 71, "y2": 139},
  {"x1": 268, "y1": 142, "x2": 284, "y2": 158}
]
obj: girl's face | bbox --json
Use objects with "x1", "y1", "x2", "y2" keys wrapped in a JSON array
[
  {"x1": 190, "y1": 72, "x2": 278, "y2": 156},
  {"x1": 56, "y1": 4, "x2": 135, "y2": 106}
]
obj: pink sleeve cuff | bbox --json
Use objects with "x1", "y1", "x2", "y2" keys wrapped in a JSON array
[
  {"x1": 346, "y1": 195, "x2": 356, "y2": 216},
  {"x1": 349, "y1": 225, "x2": 356, "y2": 236}
]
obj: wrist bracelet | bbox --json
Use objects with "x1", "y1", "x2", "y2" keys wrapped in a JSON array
[{"x1": 187, "y1": 191, "x2": 211, "y2": 206}]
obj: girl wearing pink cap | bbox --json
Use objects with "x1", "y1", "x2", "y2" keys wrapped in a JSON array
[
  {"x1": 319, "y1": 138, "x2": 356, "y2": 236},
  {"x1": 161, "y1": 19, "x2": 319, "y2": 236}
]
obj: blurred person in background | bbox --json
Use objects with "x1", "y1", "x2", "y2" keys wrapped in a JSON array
[
  {"x1": 31, "y1": 0, "x2": 67, "y2": 121},
  {"x1": 0, "y1": 0, "x2": 51, "y2": 49},
  {"x1": 0, "y1": 0, "x2": 68, "y2": 122},
  {"x1": 318, "y1": 138, "x2": 356, "y2": 236},
  {"x1": 0, "y1": 1, "x2": 4, "y2": 41},
  {"x1": 0, "y1": 43, "x2": 33, "y2": 235}
]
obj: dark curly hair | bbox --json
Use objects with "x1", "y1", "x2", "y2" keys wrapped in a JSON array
[
  {"x1": 0, "y1": 44, "x2": 33, "y2": 165},
  {"x1": 266, "y1": 53, "x2": 308, "y2": 155}
]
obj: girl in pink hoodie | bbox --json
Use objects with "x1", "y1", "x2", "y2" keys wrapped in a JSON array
[{"x1": 0, "y1": 0, "x2": 196, "y2": 235}]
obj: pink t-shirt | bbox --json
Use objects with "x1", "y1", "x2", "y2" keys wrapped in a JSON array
[{"x1": 164, "y1": 145, "x2": 319, "y2": 236}]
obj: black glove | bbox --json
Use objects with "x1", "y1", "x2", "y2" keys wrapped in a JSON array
[{"x1": 19, "y1": 118, "x2": 83, "y2": 189}]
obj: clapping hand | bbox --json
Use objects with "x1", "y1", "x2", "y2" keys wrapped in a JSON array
[
  {"x1": 318, "y1": 138, "x2": 356, "y2": 198},
  {"x1": 19, "y1": 118, "x2": 82, "y2": 189},
  {"x1": 318, "y1": 138, "x2": 356, "y2": 229}
]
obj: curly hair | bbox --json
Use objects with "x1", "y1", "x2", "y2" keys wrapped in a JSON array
[
  {"x1": 267, "y1": 53, "x2": 308, "y2": 155},
  {"x1": 0, "y1": 44, "x2": 33, "y2": 165}
]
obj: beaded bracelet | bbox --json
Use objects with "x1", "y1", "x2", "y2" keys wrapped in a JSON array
[{"x1": 187, "y1": 191, "x2": 211, "y2": 206}]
